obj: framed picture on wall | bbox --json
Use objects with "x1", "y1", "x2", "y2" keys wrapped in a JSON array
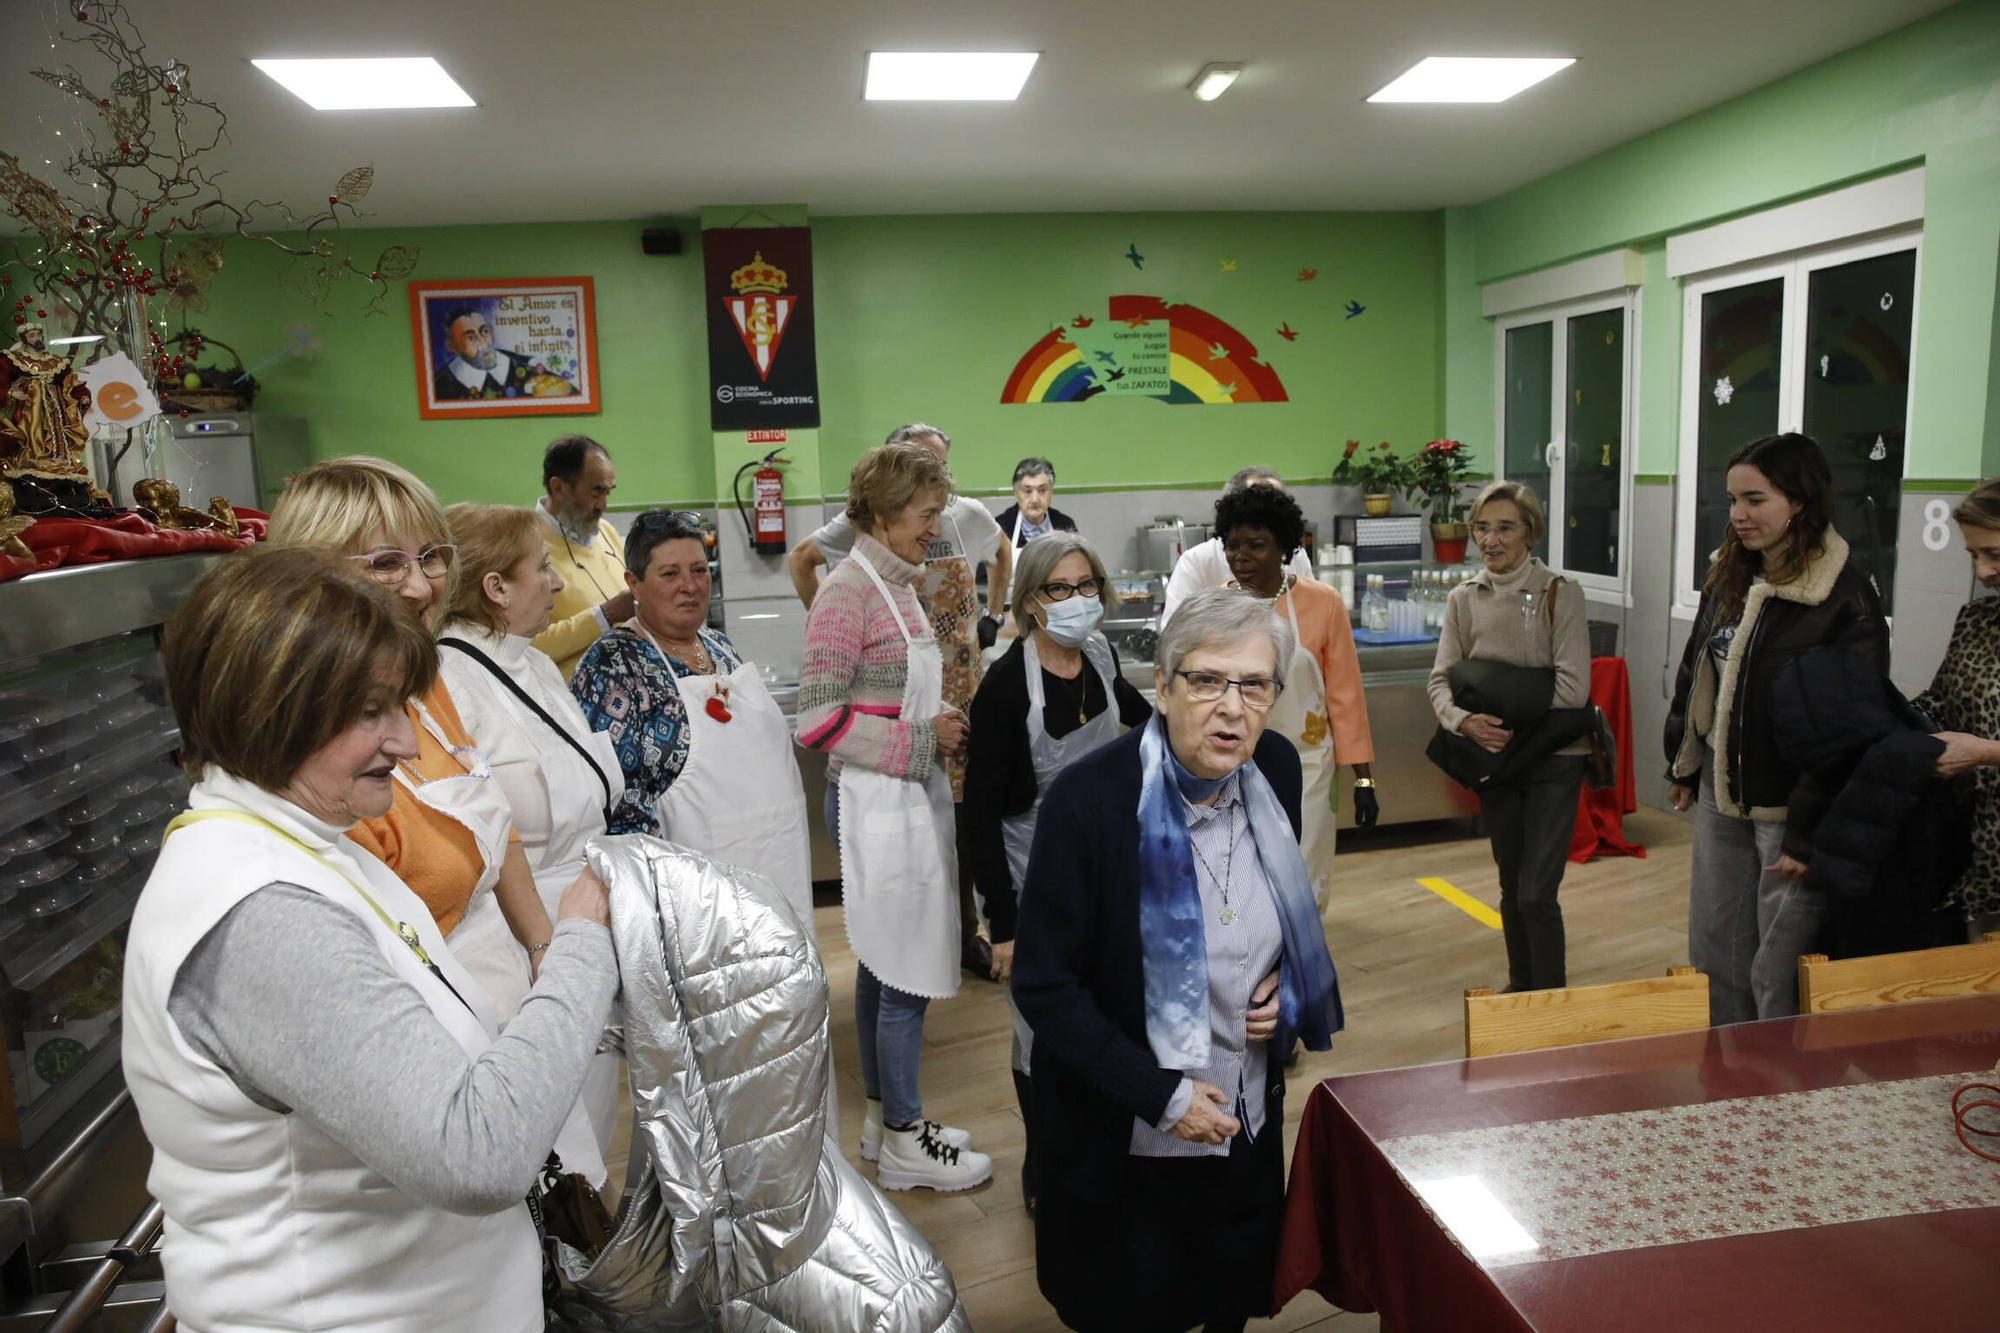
[{"x1": 408, "y1": 276, "x2": 601, "y2": 419}]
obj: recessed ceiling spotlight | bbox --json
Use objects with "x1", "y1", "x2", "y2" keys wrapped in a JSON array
[
  {"x1": 251, "y1": 57, "x2": 476, "y2": 111},
  {"x1": 1188, "y1": 62, "x2": 1243, "y2": 102},
  {"x1": 1367, "y1": 56, "x2": 1574, "y2": 104},
  {"x1": 863, "y1": 52, "x2": 1039, "y2": 101}
]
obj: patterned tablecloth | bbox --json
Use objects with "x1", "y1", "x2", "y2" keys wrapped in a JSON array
[{"x1": 1379, "y1": 1071, "x2": 2000, "y2": 1267}]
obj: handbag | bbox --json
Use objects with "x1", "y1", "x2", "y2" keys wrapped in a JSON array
[
  {"x1": 440, "y1": 636, "x2": 616, "y2": 827},
  {"x1": 1542, "y1": 578, "x2": 1618, "y2": 791},
  {"x1": 529, "y1": 1152, "x2": 615, "y2": 1297}
]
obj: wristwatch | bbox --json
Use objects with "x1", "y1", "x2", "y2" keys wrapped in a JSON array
[{"x1": 1353, "y1": 778, "x2": 1376, "y2": 789}]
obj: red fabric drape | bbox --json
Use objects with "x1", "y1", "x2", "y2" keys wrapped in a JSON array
[
  {"x1": 0, "y1": 508, "x2": 266, "y2": 583},
  {"x1": 1569, "y1": 654, "x2": 1646, "y2": 863}
]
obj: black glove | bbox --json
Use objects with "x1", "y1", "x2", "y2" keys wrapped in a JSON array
[
  {"x1": 1353, "y1": 784, "x2": 1380, "y2": 829},
  {"x1": 977, "y1": 613, "x2": 1001, "y2": 651}
]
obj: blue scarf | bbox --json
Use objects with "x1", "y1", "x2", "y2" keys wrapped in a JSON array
[{"x1": 1136, "y1": 714, "x2": 1343, "y2": 1069}]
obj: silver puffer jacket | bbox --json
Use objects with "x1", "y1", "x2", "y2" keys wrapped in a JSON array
[{"x1": 554, "y1": 836, "x2": 971, "y2": 1332}]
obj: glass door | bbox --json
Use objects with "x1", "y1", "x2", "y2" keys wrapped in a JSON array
[
  {"x1": 1563, "y1": 307, "x2": 1627, "y2": 578},
  {"x1": 1502, "y1": 322, "x2": 1554, "y2": 563},
  {"x1": 1687, "y1": 274, "x2": 1786, "y2": 598}
]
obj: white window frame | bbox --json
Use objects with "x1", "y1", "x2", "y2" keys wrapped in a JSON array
[
  {"x1": 1491, "y1": 291, "x2": 1640, "y2": 600},
  {"x1": 1671, "y1": 228, "x2": 1923, "y2": 614}
]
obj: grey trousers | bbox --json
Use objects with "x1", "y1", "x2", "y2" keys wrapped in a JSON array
[
  {"x1": 1478, "y1": 754, "x2": 1586, "y2": 991},
  {"x1": 1688, "y1": 754, "x2": 1829, "y2": 1024}
]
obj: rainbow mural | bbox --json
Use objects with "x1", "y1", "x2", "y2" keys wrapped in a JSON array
[{"x1": 999, "y1": 295, "x2": 1288, "y2": 404}]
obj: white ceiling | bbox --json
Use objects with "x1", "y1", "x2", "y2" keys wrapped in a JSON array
[{"x1": 0, "y1": 0, "x2": 1960, "y2": 227}]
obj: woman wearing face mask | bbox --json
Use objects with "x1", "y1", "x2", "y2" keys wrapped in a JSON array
[
  {"x1": 964, "y1": 532, "x2": 1149, "y2": 1212},
  {"x1": 1205, "y1": 483, "x2": 1376, "y2": 908},
  {"x1": 1428, "y1": 480, "x2": 1591, "y2": 994},
  {"x1": 1665, "y1": 434, "x2": 1887, "y2": 1023}
]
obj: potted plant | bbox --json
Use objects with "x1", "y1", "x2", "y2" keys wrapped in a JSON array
[
  {"x1": 1341, "y1": 441, "x2": 1406, "y2": 516},
  {"x1": 1409, "y1": 437, "x2": 1475, "y2": 562}
]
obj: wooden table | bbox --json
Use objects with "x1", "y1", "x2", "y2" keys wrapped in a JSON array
[{"x1": 1273, "y1": 994, "x2": 2000, "y2": 1332}]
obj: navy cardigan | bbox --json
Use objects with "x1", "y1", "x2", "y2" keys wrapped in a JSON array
[
  {"x1": 1012, "y1": 722, "x2": 1303, "y2": 1124},
  {"x1": 1011, "y1": 723, "x2": 1302, "y2": 1322}
]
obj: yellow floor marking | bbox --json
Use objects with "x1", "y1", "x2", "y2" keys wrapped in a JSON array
[{"x1": 1417, "y1": 876, "x2": 1502, "y2": 930}]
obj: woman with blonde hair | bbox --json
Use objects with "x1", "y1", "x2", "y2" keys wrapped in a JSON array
[
  {"x1": 796, "y1": 442, "x2": 991, "y2": 1192},
  {"x1": 1908, "y1": 477, "x2": 2000, "y2": 940},
  {"x1": 270, "y1": 458, "x2": 606, "y2": 1183},
  {"x1": 438, "y1": 502, "x2": 627, "y2": 1160}
]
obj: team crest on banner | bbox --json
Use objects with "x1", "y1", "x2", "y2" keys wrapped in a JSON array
[
  {"x1": 724, "y1": 252, "x2": 793, "y2": 382},
  {"x1": 703, "y1": 226, "x2": 820, "y2": 430}
]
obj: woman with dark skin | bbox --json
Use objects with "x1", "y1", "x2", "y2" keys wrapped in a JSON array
[{"x1": 1210, "y1": 485, "x2": 1377, "y2": 905}]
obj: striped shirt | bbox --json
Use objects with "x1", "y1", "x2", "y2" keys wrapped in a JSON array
[{"x1": 795, "y1": 532, "x2": 937, "y2": 780}]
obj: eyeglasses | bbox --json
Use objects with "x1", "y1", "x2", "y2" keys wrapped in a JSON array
[
  {"x1": 1471, "y1": 521, "x2": 1525, "y2": 540},
  {"x1": 350, "y1": 544, "x2": 455, "y2": 585},
  {"x1": 1038, "y1": 576, "x2": 1103, "y2": 602},
  {"x1": 634, "y1": 508, "x2": 703, "y2": 533},
  {"x1": 1172, "y1": 669, "x2": 1282, "y2": 709}
]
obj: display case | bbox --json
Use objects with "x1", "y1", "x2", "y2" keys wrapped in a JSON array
[{"x1": 0, "y1": 554, "x2": 216, "y2": 1322}]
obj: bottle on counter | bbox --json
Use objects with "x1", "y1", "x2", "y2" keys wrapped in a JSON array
[{"x1": 1362, "y1": 574, "x2": 1389, "y2": 632}]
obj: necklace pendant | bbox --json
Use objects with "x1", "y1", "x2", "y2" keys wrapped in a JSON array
[{"x1": 1219, "y1": 905, "x2": 1236, "y2": 925}]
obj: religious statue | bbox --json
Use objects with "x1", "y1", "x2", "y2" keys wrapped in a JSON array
[{"x1": 0, "y1": 324, "x2": 93, "y2": 485}]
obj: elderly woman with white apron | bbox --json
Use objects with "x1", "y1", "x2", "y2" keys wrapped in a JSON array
[
  {"x1": 269, "y1": 458, "x2": 608, "y2": 1185},
  {"x1": 571, "y1": 509, "x2": 816, "y2": 933},
  {"x1": 437, "y1": 502, "x2": 630, "y2": 1168},
  {"x1": 964, "y1": 532, "x2": 1149, "y2": 1212},
  {"x1": 1207, "y1": 483, "x2": 1378, "y2": 905},
  {"x1": 797, "y1": 442, "x2": 994, "y2": 1192}
]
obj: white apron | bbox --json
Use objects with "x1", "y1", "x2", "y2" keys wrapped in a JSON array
[
  {"x1": 1003, "y1": 632, "x2": 1123, "y2": 1074},
  {"x1": 1269, "y1": 586, "x2": 1339, "y2": 908},
  {"x1": 839, "y1": 549, "x2": 961, "y2": 1000},
  {"x1": 653, "y1": 644, "x2": 816, "y2": 934},
  {"x1": 406, "y1": 700, "x2": 608, "y2": 1187}
]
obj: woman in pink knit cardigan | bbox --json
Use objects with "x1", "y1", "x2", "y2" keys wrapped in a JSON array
[{"x1": 796, "y1": 442, "x2": 992, "y2": 1192}]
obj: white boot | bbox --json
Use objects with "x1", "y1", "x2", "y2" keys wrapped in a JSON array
[
  {"x1": 860, "y1": 1099, "x2": 970, "y2": 1162},
  {"x1": 875, "y1": 1122, "x2": 993, "y2": 1192}
]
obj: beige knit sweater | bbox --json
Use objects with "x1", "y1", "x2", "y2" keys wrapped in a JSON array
[{"x1": 1426, "y1": 557, "x2": 1592, "y2": 751}]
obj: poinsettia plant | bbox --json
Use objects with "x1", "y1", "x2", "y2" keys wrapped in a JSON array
[
  {"x1": 1337, "y1": 440, "x2": 1407, "y2": 496},
  {"x1": 1409, "y1": 437, "x2": 1474, "y2": 524}
]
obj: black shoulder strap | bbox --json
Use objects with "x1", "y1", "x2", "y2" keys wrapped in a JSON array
[{"x1": 439, "y1": 636, "x2": 615, "y2": 826}]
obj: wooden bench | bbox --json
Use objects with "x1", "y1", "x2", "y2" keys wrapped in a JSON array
[
  {"x1": 1464, "y1": 966, "x2": 1709, "y2": 1058},
  {"x1": 1797, "y1": 933, "x2": 2000, "y2": 1014}
]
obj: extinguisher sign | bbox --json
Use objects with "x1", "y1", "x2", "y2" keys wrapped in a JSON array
[{"x1": 746, "y1": 429, "x2": 788, "y2": 444}]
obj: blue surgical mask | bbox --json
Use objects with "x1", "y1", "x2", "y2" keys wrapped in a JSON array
[{"x1": 1039, "y1": 593, "x2": 1103, "y2": 646}]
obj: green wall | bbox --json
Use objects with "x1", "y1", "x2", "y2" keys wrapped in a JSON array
[
  {"x1": 1444, "y1": 0, "x2": 2000, "y2": 478},
  {"x1": 179, "y1": 209, "x2": 1443, "y2": 508}
]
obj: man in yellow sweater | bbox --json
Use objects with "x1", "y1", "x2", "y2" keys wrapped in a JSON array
[{"x1": 533, "y1": 435, "x2": 634, "y2": 677}]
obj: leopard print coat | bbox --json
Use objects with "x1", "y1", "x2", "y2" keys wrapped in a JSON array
[{"x1": 1913, "y1": 596, "x2": 2000, "y2": 916}]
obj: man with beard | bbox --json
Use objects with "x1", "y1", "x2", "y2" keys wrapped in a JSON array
[{"x1": 533, "y1": 435, "x2": 635, "y2": 677}]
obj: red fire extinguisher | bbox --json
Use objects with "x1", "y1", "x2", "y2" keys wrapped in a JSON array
[{"x1": 732, "y1": 450, "x2": 789, "y2": 555}]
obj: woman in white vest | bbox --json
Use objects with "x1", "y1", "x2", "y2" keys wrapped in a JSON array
[
  {"x1": 437, "y1": 502, "x2": 628, "y2": 1166},
  {"x1": 963, "y1": 532, "x2": 1150, "y2": 1213},
  {"x1": 569, "y1": 509, "x2": 815, "y2": 933},
  {"x1": 123, "y1": 546, "x2": 616, "y2": 1333}
]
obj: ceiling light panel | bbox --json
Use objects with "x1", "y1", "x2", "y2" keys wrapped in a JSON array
[
  {"x1": 1189, "y1": 63, "x2": 1243, "y2": 102},
  {"x1": 863, "y1": 52, "x2": 1039, "y2": 101},
  {"x1": 1367, "y1": 57, "x2": 1574, "y2": 104},
  {"x1": 252, "y1": 57, "x2": 476, "y2": 111}
]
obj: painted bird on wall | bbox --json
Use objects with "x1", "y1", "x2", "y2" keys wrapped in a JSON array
[
  {"x1": 1125, "y1": 243, "x2": 1145, "y2": 269},
  {"x1": 1298, "y1": 267, "x2": 1318, "y2": 282},
  {"x1": 1105, "y1": 366, "x2": 1128, "y2": 381},
  {"x1": 1206, "y1": 342, "x2": 1229, "y2": 361},
  {"x1": 1277, "y1": 322, "x2": 1299, "y2": 341},
  {"x1": 1345, "y1": 299, "x2": 1366, "y2": 319},
  {"x1": 1072, "y1": 314, "x2": 1094, "y2": 328}
]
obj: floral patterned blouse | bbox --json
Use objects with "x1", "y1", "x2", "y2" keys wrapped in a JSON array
[
  {"x1": 1913, "y1": 596, "x2": 2000, "y2": 917},
  {"x1": 570, "y1": 623, "x2": 743, "y2": 837}
]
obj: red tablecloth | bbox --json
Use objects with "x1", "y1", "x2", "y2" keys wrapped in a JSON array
[
  {"x1": 1273, "y1": 994, "x2": 2000, "y2": 1332},
  {"x1": 1569, "y1": 655, "x2": 1645, "y2": 864},
  {"x1": 0, "y1": 508, "x2": 266, "y2": 583}
]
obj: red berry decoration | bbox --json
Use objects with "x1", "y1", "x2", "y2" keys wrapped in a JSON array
[
  {"x1": 35, "y1": 310, "x2": 46, "y2": 318},
  {"x1": 11, "y1": 316, "x2": 23, "y2": 326},
  {"x1": 704, "y1": 696, "x2": 733, "y2": 723},
  {"x1": 327, "y1": 195, "x2": 340, "y2": 206}
]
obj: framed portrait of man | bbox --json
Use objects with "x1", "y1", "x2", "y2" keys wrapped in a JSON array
[{"x1": 408, "y1": 276, "x2": 601, "y2": 419}]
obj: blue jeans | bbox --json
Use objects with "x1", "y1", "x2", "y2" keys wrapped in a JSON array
[{"x1": 828, "y1": 778, "x2": 932, "y2": 1127}]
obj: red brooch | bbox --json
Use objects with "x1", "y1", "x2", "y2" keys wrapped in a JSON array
[{"x1": 705, "y1": 679, "x2": 733, "y2": 723}]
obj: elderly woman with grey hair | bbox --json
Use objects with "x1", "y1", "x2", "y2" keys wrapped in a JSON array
[
  {"x1": 964, "y1": 531, "x2": 1151, "y2": 1212},
  {"x1": 1012, "y1": 587, "x2": 1344, "y2": 1333}
]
